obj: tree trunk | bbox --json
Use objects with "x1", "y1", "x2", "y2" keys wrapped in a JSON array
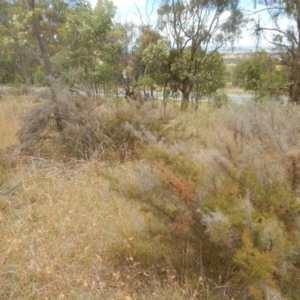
[
  {"x1": 150, "y1": 85, "x2": 154, "y2": 99},
  {"x1": 289, "y1": 50, "x2": 300, "y2": 103},
  {"x1": 163, "y1": 85, "x2": 167, "y2": 108},
  {"x1": 30, "y1": 2, "x2": 64, "y2": 136},
  {"x1": 194, "y1": 90, "x2": 200, "y2": 111},
  {"x1": 289, "y1": 82, "x2": 300, "y2": 103},
  {"x1": 289, "y1": 9, "x2": 300, "y2": 104},
  {"x1": 180, "y1": 80, "x2": 192, "y2": 110},
  {"x1": 181, "y1": 90, "x2": 190, "y2": 110},
  {"x1": 94, "y1": 80, "x2": 98, "y2": 96}
]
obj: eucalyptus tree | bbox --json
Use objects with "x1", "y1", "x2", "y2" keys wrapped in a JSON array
[
  {"x1": 142, "y1": 39, "x2": 171, "y2": 103},
  {"x1": 115, "y1": 22, "x2": 138, "y2": 98},
  {"x1": 254, "y1": 0, "x2": 300, "y2": 103},
  {"x1": 7, "y1": 0, "x2": 75, "y2": 134},
  {"x1": 133, "y1": 25, "x2": 162, "y2": 96},
  {"x1": 0, "y1": 0, "x2": 39, "y2": 83},
  {"x1": 0, "y1": 0, "x2": 14, "y2": 82},
  {"x1": 157, "y1": 0, "x2": 244, "y2": 109},
  {"x1": 117, "y1": 24, "x2": 162, "y2": 98},
  {"x1": 233, "y1": 51, "x2": 287, "y2": 100},
  {"x1": 192, "y1": 50, "x2": 227, "y2": 105},
  {"x1": 62, "y1": 0, "x2": 115, "y2": 94}
]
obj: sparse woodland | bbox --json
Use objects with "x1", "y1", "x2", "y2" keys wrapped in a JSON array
[{"x1": 1, "y1": 0, "x2": 300, "y2": 299}]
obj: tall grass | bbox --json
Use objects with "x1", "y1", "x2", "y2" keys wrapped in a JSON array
[
  {"x1": 1, "y1": 155, "x2": 202, "y2": 299},
  {"x1": 0, "y1": 93, "x2": 31, "y2": 148}
]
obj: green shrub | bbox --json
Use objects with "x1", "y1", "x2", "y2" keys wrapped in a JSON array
[
  {"x1": 124, "y1": 102, "x2": 300, "y2": 299},
  {"x1": 208, "y1": 92, "x2": 230, "y2": 108},
  {"x1": 33, "y1": 67, "x2": 46, "y2": 86}
]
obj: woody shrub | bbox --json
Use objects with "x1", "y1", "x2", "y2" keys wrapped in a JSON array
[
  {"x1": 17, "y1": 94, "x2": 172, "y2": 161},
  {"x1": 123, "y1": 102, "x2": 300, "y2": 299}
]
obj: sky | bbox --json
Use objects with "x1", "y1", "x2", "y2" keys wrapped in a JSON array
[
  {"x1": 114, "y1": 0, "x2": 160, "y2": 27},
  {"x1": 89, "y1": 0, "x2": 288, "y2": 49}
]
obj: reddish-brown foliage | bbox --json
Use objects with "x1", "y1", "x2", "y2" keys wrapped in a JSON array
[{"x1": 154, "y1": 163, "x2": 196, "y2": 203}]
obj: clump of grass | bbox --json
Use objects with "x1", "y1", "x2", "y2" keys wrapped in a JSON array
[
  {"x1": 208, "y1": 92, "x2": 230, "y2": 108},
  {"x1": 0, "y1": 160, "x2": 9, "y2": 189},
  {"x1": 0, "y1": 93, "x2": 32, "y2": 148}
]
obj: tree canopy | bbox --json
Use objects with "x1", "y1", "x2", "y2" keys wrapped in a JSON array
[
  {"x1": 254, "y1": 0, "x2": 300, "y2": 102},
  {"x1": 232, "y1": 51, "x2": 288, "y2": 101},
  {"x1": 0, "y1": 0, "x2": 298, "y2": 106},
  {"x1": 157, "y1": 0, "x2": 243, "y2": 109}
]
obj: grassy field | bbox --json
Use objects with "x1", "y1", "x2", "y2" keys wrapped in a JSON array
[{"x1": 1, "y1": 91, "x2": 300, "y2": 299}]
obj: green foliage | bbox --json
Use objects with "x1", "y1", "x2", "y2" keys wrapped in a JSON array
[
  {"x1": 195, "y1": 51, "x2": 228, "y2": 97},
  {"x1": 0, "y1": 0, "x2": 117, "y2": 88},
  {"x1": 208, "y1": 92, "x2": 230, "y2": 108},
  {"x1": 142, "y1": 39, "x2": 170, "y2": 93},
  {"x1": 254, "y1": 0, "x2": 300, "y2": 102},
  {"x1": 61, "y1": 0, "x2": 116, "y2": 90},
  {"x1": 137, "y1": 74, "x2": 154, "y2": 90},
  {"x1": 0, "y1": 1, "x2": 32, "y2": 83},
  {"x1": 0, "y1": 58, "x2": 15, "y2": 83},
  {"x1": 157, "y1": 0, "x2": 243, "y2": 108},
  {"x1": 234, "y1": 60, "x2": 261, "y2": 91},
  {"x1": 233, "y1": 51, "x2": 288, "y2": 100},
  {"x1": 131, "y1": 26, "x2": 162, "y2": 84},
  {"x1": 33, "y1": 66, "x2": 46, "y2": 86}
]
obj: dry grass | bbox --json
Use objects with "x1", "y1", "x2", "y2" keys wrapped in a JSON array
[
  {"x1": 0, "y1": 93, "x2": 32, "y2": 148},
  {"x1": 1, "y1": 155, "x2": 200, "y2": 299}
]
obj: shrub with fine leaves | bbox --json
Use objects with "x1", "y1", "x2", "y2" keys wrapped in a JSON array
[
  {"x1": 17, "y1": 95, "x2": 172, "y2": 161},
  {"x1": 121, "y1": 102, "x2": 300, "y2": 299}
]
